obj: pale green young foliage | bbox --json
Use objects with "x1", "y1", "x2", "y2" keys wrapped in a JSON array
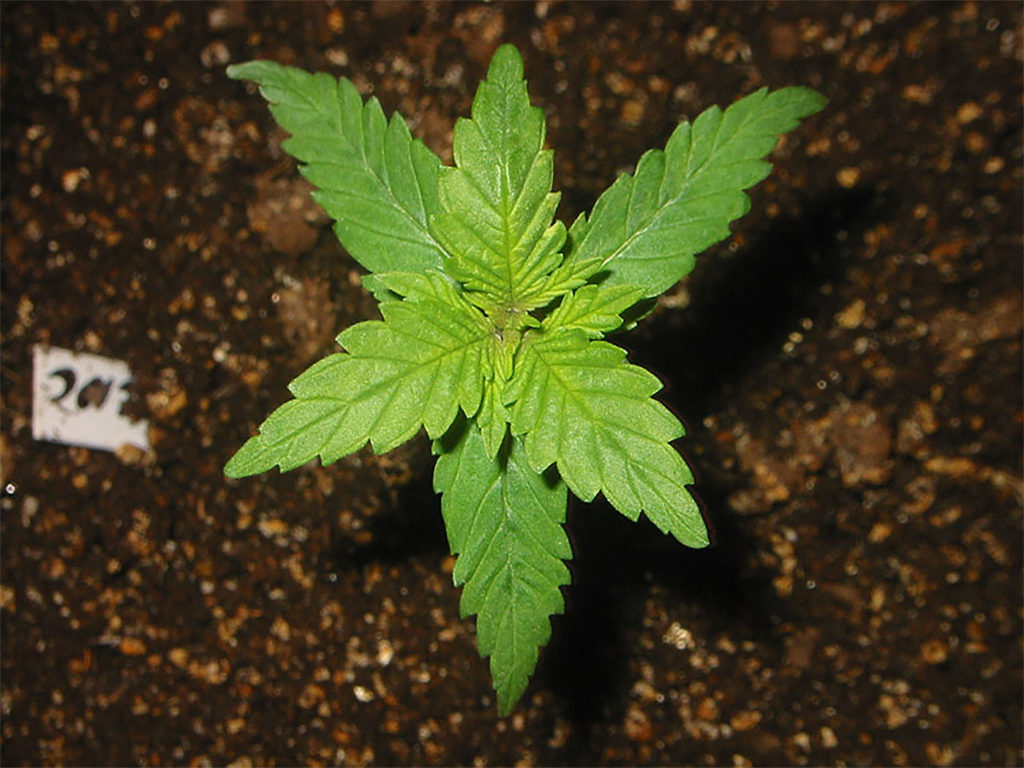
[{"x1": 226, "y1": 44, "x2": 824, "y2": 715}]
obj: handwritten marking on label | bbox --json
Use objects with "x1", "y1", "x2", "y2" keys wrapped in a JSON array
[{"x1": 32, "y1": 345, "x2": 150, "y2": 453}]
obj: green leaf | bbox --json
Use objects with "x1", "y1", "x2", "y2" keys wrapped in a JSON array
[
  {"x1": 475, "y1": 377, "x2": 511, "y2": 460},
  {"x1": 543, "y1": 283, "x2": 646, "y2": 338},
  {"x1": 513, "y1": 254, "x2": 605, "y2": 313},
  {"x1": 360, "y1": 273, "x2": 401, "y2": 304},
  {"x1": 508, "y1": 330, "x2": 708, "y2": 547},
  {"x1": 225, "y1": 296, "x2": 490, "y2": 477},
  {"x1": 227, "y1": 60, "x2": 448, "y2": 274},
  {"x1": 429, "y1": 44, "x2": 570, "y2": 311},
  {"x1": 566, "y1": 86, "x2": 826, "y2": 297},
  {"x1": 433, "y1": 420, "x2": 571, "y2": 715},
  {"x1": 225, "y1": 385, "x2": 348, "y2": 476},
  {"x1": 373, "y1": 269, "x2": 468, "y2": 306}
]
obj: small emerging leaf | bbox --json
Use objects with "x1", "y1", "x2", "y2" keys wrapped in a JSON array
[
  {"x1": 543, "y1": 283, "x2": 647, "y2": 338},
  {"x1": 476, "y1": 376, "x2": 511, "y2": 459},
  {"x1": 430, "y1": 45, "x2": 572, "y2": 312},
  {"x1": 373, "y1": 269, "x2": 466, "y2": 306}
]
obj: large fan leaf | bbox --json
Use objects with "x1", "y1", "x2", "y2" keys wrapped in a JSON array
[
  {"x1": 565, "y1": 86, "x2": 826, "y2": 297},
  {"x1": 508, "y1": 330, "x2": 707, "y2": 547},
  {"x1": 227, "y1": 60, "x2": 448, "y2": 273},
  {"x1": 225, "y1": 296, "x2": 490, "y2": 477},
  {"x1": 433, "y1": 421, "x2": 571, "y2": 715}
]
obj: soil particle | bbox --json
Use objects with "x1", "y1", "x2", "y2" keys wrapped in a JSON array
[
  {"x1": 2, "y1": 2, "x2": 1021, "y2": 766},
  {"x1": 247, "y1": 174, "x2": 330, "y2": 259}
]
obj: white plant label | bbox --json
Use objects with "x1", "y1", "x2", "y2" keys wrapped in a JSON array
[{"x1": 32, "y1": 345, "x2": 150, "y2": 453}]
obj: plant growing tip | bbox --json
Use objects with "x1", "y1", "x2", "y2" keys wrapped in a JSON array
[{"x1": 225, "y1": 43, "x2": 824, "y2": 715}]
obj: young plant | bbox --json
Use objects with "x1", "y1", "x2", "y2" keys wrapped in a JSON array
[{"x1": 225, "y1": 44, "x2": 824, "y2": 714}]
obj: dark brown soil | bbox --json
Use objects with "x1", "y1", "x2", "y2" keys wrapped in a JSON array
[{"x1": 2, "y1": 2, "x2": 1021, "y2": 766}]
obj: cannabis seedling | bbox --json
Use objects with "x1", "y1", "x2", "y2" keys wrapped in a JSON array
[{"x1": 225, "y1": 44, "x2": 824, "y2": 714}]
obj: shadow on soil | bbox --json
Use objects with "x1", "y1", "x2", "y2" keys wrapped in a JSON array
[
  {"x1": 642, "y1": 184, "x2": 883, "y2": 415},
  {"x1": 325, "y1": 448, "x2": 450, "y2": 570}
]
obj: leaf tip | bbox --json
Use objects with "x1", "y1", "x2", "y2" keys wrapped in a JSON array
[
  {"x1": 687, "y1": 527, "x2": 712, "y2": 549},
  {"x1": 224, "y1": 435, "x2": 273, "y2": 479},
  {"x1": 488, "y1": 43, "x2": 524, "y2": 81},
  {"x1": 495, "y1": 692, "x2": 518, "y2": 718},
  {"x1": 493, "y1": 664, "x2": 531, "y2": 718},
  {"x1": 780, "y1": 85, "x2": 828, "y2": 118},
  {"x1": 223, "y1": 451, "x2": 252, "y2": 479},
  {"x1": 225, "y1": 60, "x2": 263, "y2": 82}
]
